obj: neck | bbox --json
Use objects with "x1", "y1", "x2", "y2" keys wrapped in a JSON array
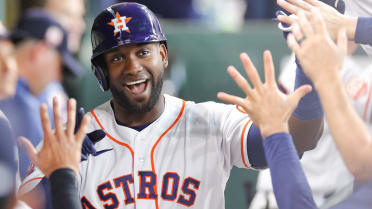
[{"x1": 112, "y1": 95, "x2": 165, "y2": 127}]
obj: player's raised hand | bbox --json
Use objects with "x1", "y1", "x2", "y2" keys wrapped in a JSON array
[
  {"x1": 19, "y1": 97, "x2": 91, "y2": 177},
  {"x1": 277, "y1": 0, "x2": 350, "y2": 41},
  {"x1": 217, "y1": 51, "x2": 312, "y2": 138},
  {"x1": 287, "y1": 9, "x2": 347, "y2": 87}
]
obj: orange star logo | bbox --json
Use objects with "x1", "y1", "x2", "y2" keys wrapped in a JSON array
[{"x1": 108, "y1": 12, "x2": 132, "y2": 36}]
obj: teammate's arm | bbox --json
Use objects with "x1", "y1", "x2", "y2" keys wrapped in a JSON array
[
  {"x1": 285, "y1": 33, "x2": 324, "y2": 155},
  {"x1": 287, "y1": 9, "x2": 372, "y2": 182},
  {"x1": 354, "y1": 17, "x2": 372, "y2": 46},
  {"x1": 263, "y1": 133, "x2": 318, "y2": 209}
]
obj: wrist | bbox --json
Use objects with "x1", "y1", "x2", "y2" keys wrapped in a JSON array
[
  {"x1": 260, "y1": 124, "x2": 289, "y2": 139},
  {"x1": 45, "y1": 164, "x2": 78, "y2": 178},
  {"x1": 344, "y1": 16, "x2": 357, "y2": 41},
  {"x1": 312, "y1": 69, "x2": 342, "y2": 90}
]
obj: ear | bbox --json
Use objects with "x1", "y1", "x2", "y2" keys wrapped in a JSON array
[{"x1": 159, "y1": 43, "x2": 168, "y2": 69}]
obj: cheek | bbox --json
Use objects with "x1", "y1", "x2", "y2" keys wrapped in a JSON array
[{"x1": 107, "y1": 66, "x2": 123, "y2": 82}]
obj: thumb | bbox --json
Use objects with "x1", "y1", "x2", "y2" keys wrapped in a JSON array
[
  {"x1": 337, "y1": 28, "x2": 347, "y2": 55},
  {"x1": 291, "y1": 85, "x2": 313, "y2": 105},
  {"x1": 76, "y1": 115, "x2": 91, "y2": 144},
  {"x1": 18, "y1": 136, "x2": 39, "y2": 166}
]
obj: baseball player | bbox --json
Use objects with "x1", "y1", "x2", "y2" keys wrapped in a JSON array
[{"x1": 19, "y1": 3, "x2": 323, "y2": 209}]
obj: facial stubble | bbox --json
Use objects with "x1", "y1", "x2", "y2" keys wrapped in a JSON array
[{"x1": 110, "y1": 73, "x2": 163, "y2": 114}]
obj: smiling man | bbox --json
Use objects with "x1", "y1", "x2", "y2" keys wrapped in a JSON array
[
  {"x1": 102, "y1": 43, "x2": 166, "y2": 123},
  {"x1": 19, "y1": 2, "x2": 323, "y2": 209}
]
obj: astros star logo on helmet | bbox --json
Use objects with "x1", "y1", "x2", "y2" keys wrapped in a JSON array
[{"x1": 108, "y1": 12, "x2": 132, "y2": 36}]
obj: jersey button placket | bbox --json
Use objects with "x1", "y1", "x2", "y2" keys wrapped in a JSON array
[{"x1": 134, "y1": 136, "x2": 147, "y2": 169}]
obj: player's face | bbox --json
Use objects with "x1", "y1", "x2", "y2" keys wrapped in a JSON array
[
  {"x1": 0, "y1": 40, "x2": 18, "y2": 100},
  {"x1": 104, "y1": 42, "x2": 168, "y2": 113}
]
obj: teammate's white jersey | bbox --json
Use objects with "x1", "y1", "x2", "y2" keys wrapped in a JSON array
[{"x1": 20, "y1": 94, "x2": 253, "y2": 209}]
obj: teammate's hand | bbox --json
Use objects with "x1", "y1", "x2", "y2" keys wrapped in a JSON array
[
  {"x1": 276, "y1": 0, "x2": 356, "y2": 41},
  {"x1": 286, "y1": 9, "x2": 347, "y2": 87},
  {"x1": 217, "y1": 51, "x2": 311, "y2": 138},
  {"x1": 19, "y1": 97, "x2": 91, "y2": 177}
]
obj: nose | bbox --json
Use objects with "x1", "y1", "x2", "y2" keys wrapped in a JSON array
[{"x1": 125, "y1": 54, "x2": 143, "y2": 75}]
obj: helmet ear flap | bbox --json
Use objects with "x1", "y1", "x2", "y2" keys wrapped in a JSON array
[{"x1": 92, "y1": 62, "x2": 109, "y2": 91}]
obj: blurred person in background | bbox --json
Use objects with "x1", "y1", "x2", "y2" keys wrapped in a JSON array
[
  {"x1": 20, "y1": 0, "x2": 86, "y2": 54},
  {"x1": 0, "y1": 19, "x2": 87, "y2": 209},
  {"x1": 44, "y1": 0, "x2": 86, "y2": 54},
  {"x1": 0, "y1": 21, "x2": 19, "y2": 209},
  {"x1": 0, "y1": 9, "x2": 83, "y2": 181},
  {"x1": 0, "y1": 19, "x2": 94, "y2": 209}
]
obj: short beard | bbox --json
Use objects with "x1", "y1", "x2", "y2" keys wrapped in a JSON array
[{"x1": 110, "y1": 74, "x2": 163, "y2": 114}]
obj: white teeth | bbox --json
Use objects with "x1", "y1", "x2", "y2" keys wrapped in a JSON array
[{"x1": 126, "y1": 79, "x2": 146, "y2": 86}]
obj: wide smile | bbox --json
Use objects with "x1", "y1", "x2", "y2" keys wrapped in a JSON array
[{"x1": 124, "y1": 79, "x2": 149, "y2": 96}]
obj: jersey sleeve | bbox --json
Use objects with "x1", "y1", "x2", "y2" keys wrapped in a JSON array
[
  {"x1": 209, "y1": 102, "x2": 253, "y2": 169},
  {"x1": 18, "y1": 139, "x2": 46, "y2": 196},
  {"x1": 49, "y1": 168, "x2": 81, "y2": 209},
  {"x1": 263, "y1": 133, "x2": 318, "y2": 209},
  {"x1": 355, "y1": 17, "x2": 372, "y2": 47},
  {"x1": 18, "y1": 165, "x2": 45, "y2": 196}
]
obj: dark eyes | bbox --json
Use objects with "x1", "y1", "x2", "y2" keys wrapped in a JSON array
[
  {"x1": 109, "y1": 49, "x2": 151, "y2": 64},
  {"x1": 111, "y1": 55, "x2": 123, "y2": 63},
  {"x1": 138, "y1": 49, "x2": 150, "y2": 57}
]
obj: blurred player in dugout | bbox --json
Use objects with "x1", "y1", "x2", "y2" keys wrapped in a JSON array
[{"x1": 0, "y1": 9, "x2": 84, "y2": 181}]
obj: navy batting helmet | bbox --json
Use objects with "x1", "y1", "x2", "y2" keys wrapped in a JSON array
[{"x1": 91, "y1": 2, "x2": 167, "y2": 91}]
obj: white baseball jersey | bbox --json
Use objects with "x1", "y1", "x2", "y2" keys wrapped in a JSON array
[{"x1": 19, "y1": 94, "x2": 254, "y2": 209}]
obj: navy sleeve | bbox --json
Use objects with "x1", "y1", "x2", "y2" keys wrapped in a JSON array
[
  {"x1": 355, "y1": 17, "x2": 372, "y2": 46},
  {"x1": 49, "y1": 168, "x2": 82, "y2": 209},
  {"x1": 330, "y1": 181, "x2": 372, "y2": 209},
  {"x1": 247, "y1": 124, "x2": 304, "y2": 168},
  {"x1": 246, "y1": 123, "x2": 267, "y2": 168},
  {"x1": 263, "y1": 133, "x2": 317, "y2": 209}
]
